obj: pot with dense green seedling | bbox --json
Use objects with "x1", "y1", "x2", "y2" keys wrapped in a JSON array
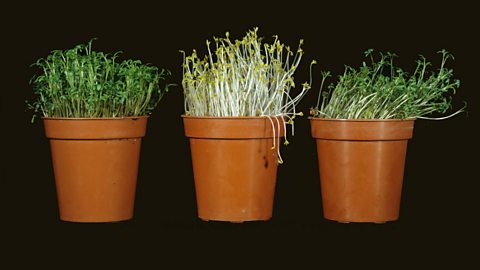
[
  {"x1": 310, "y1": 49, "x2": 463, "y2": 223},
  {"x1": 181, "y1": 28, "x2": 314, "y2": 222},
  {"x1": 28, "y1": 40, "x2": 172, "y2": 222}
]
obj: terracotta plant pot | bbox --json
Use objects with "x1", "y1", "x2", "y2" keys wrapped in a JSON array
[
  {"x1": 43, "y1": 117, "x2": 148, "y2": 222},
  {"x1": 183, "y1": 116, "x2": 285, "y2": 222},
  {"x1": 310, "y1": 118, "x2": 415, "y2": 223}
]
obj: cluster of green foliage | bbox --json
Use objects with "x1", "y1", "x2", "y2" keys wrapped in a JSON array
[
  {"x1": 311, "y1": 49, "x2": 463, "y2": 119},
  {"x1": 28, "y1": 39, "x2": 172, "y2": 120}
]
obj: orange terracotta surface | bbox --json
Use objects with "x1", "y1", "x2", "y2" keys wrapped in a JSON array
[
  {"x1": 183, "y1": 116, "x2": 285, "y2": 222},
  {"x1": 310, "y1": 118, "x2": 415, "y2": 223},
  {"x1": 43, "y1": 117, "x2": 148, "y2": 222}
]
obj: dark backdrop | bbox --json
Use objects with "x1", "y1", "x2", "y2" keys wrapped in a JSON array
[{"x1": 3, "y1": 0, "x2": 478, "y2": 266}]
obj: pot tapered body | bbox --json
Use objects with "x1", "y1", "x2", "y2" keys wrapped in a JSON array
[
  {"x1": 310, "y1": 118, "x2": 414, "y2": 223},
  {"x1": 43, "y1": 117, "x2": 147, "y2": 222},
  {"x1": 183, "y1": 116, "x2": 285, "y2": 222}
]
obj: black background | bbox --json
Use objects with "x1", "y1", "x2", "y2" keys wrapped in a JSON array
[{"x1": 3, "y1": 0, "x2": 478, "y2": 266}]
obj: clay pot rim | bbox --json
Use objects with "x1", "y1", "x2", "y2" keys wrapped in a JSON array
[
  {"x1": 42, "y1": 116, "x2": 149, "y2": 121},
  {"x1": 308, "y1": 117, "x2": 416, "y2": 122},
  {"x1": 181, "y1": 115, "x2": 284, "y2": 120}
]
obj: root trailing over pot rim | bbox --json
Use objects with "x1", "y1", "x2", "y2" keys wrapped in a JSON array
[{"x1": 264, "y1": 112, "x2": 303, "y2": 164}]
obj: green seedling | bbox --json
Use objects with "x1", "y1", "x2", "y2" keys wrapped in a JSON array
[
  {"x1": 28, "y1": 39, "x2": 173, "y2": 121},
  {"x1": 311, "y1": 49, "x2": 464, "y2": 120}
]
